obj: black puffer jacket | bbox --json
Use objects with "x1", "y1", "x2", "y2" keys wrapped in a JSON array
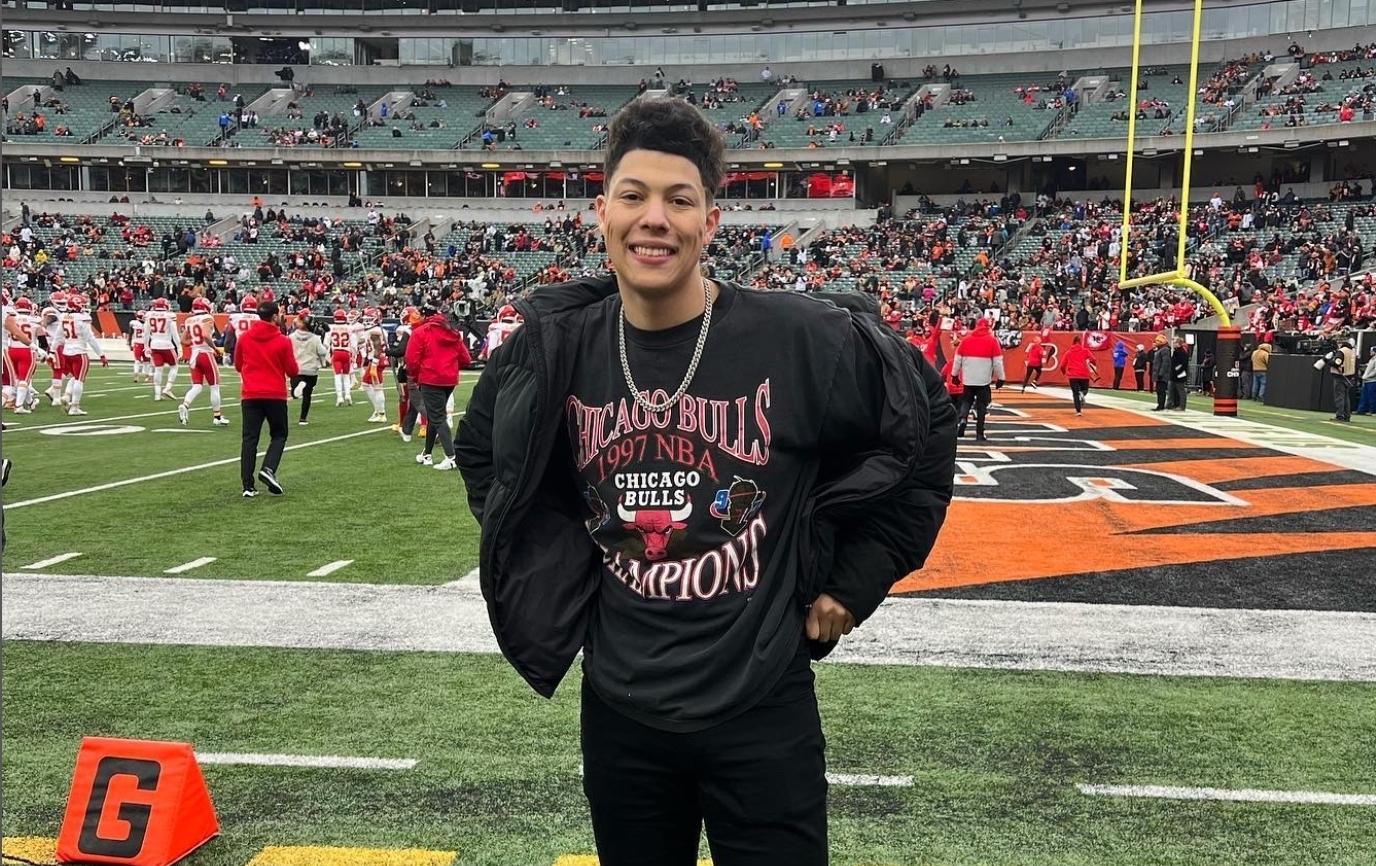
[{"x1": 455, "y1": 275, "x2": 956, "y2": 698}]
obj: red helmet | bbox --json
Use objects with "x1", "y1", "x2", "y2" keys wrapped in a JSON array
[
  {"x1": 296, "y1": 308, "x2": 311, "y2": 321},
  {"x1": 333, "y1": 309, "x2": 347, "y2": 323},
  {"x1": 51, "y1": 290, "x2": 69, "y2": 313},
  {"x1": 14, "y1": 297, "x2": 34, "y2": 313},
  {"x1": 497, "y1": 303, "x2": 521, "y2": 323},
  {"x1": 346, "y1": 309, "x2": 361, "y2": 324},
  {"x1": 135, "y1": 309, "x2": 147, "y2": 321},
  {"x1": 152, "y1": 297, "x2": 171, "y2": 311},
  {"x1": 68, "y1": 293, "x2": 87, "y2": 312},
  {"x1": 402, "y1": 306, "x2": 421, "y2": 326},
  {"x1": 241, "y1": 295, "x2": 259, "y2": 312},
  {"x1": 362, "y1": 306, "x2": 380, "y2": 326},
  {"x1": 192, "y1": 297, "x2": 212, "y2": 314}
]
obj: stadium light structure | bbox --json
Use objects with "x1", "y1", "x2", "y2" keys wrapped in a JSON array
[{"x1": 1118, "y1": 0, "x2": 1240, "y2": 417}]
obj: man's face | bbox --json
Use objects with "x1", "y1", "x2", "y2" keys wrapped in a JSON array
[{"x1": 596, "y1": 149, "x2": 720, "y2": 300}]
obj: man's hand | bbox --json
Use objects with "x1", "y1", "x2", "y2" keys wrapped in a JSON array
[
  {"x1": 805, "y1": 593, "x2": 856, "y2": 643},
  {"x1": 99, "y1": 355, "x2": 109, "y2": 367},
  {"x1": 995, "y1": 379, "x2": 1005, "y2": 389}
]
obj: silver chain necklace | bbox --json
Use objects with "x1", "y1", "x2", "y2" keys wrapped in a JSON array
[{"x1": 619, "y1": 277, "x2": 713, "y2": 415}]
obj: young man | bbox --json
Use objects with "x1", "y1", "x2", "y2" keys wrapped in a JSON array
[
  {"x1": 178, "y1": 297, "x2": 230, "y2": 427},
  {"x1": 235, "y1": 300, "x2": 298, "y2": 497},
  {"x1": 5, "y1": 297, "x2": 45, "y2": 414},
  {"x1": 456, "y1": 98, "x2": 955, "y2": 866},
  {"x1": 129, "y1": 310, "x2": 151, "y2": 383},
  {"x1": 950, "y1": 317, "x2": 1004, "y2": 441},
  {"x1": 358, "y1": 306, "x2": 389, "y2": 423}
]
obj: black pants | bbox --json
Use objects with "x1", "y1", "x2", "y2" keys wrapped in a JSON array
[
  {"x1": 1069, "y1": 378, "x2": 1090, "y2": 412},
  {"x1": 1134, "y1": 370, "x2": 1145, "y2": 391},
  {"x1": 956, "y1": 384, "x2": 992, "y2": 438},
  {"x1": 400, "y1": 381, "x2": 422, "y2": 436},
  {"x1": 1112, "y1": 366, "x2": 1125, "y2": 390},
  {"x1": 290, "y1": 374, "x2": 318, "y2": 422},
  {"x1": 1155, "y1": 380, "x2": 1169, "y2": 409},
  {"x1": 241, "y1": 399, "x2": 288, "y2": 491},
  {"x1": 1021, "y1": 365, "x2": 1042, "y2": 390},
  {"x1": 581, "y1": 679, "x2": 827, "y2": 866},
  {"x1": 1333, "y1": 376, "x2": 1352, "y2": 420},
  {"x1": 418, "y1": 383, "x2": 454, "y2": 459},
  {"x1": 1169, "y1": 380, "x2": 1189, "y2": 411}
]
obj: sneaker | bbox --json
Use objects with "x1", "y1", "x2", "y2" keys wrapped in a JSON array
[
  {"x1": 162, "y1": 387, "x2": 176, "y2": 399},
  {"x1": 416, "y1": 452, "x2": 433, "y2": 466},
  {"x1": 335, "y1": 399, "x2": 344, "y2": 408},
  {"x1": 178, "y1": 403, "x2": 190, "y2": 426},
  {"x1": 212, "y1": 415, "x2": 231, "y2": 427},
  {"x1": 243, "y1": 489, "x2": 258, "y2": 498},
  {"x1": 13, "y1": 406, "x2": 31, "y2": 415},
  {"x1": 433, "y1": 456, "x2": 457, "y2": 471},
  {"x1": 1030, "y1": 382, "x2": 1039, "y2": 390},
  {"x1": 399, "y1": 430, "x2": 412, "y2": 443},
  {"x1": 1, "y1": 458, "x2": 11, "y2": 487},
  {"x1": 258, "y1": 467, "x2": 284, "y2": 495},
  {"x1": 67, "y1": 406, "x2": 87, "y2": 416},
  {"x1": 293, "y1": 381, "x2": 306, "y2": 399},
  {"x1": 298, "y1": 420, "x2": 309, "y2": 426}
]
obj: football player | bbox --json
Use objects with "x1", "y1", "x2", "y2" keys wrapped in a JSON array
[
  {"x1": 347, "y1": 308, "x2": 365, "y2": 391},
  {"x1": 145, "y1": 297, "x2": 181, "y2": 400},
  {"x1": 482, "y1": 303, "x2": 524, "y2": 361},
  {"x1": 6, "y1": 297, "x2": 47, "y2": 414},
  {"x1": 42, "y1": 291, "x2": 67, "y2": 405},
  {"x1": 326, "y1": 309, "x2": 356, "y2": 407},
  {"x1": 178, "y1": 297, "x2": 230, "y2": 427},
  {"x1": 228, "y1": 295, "x2": 258, "y2": 356},
  {"x1": 359, "y1": 306, "x2": 389, "y2": 423},
  {"x1": 391, "y1": 306, "x2": 421, "y2": 437},
  {"x1": 129, "y1": 310, "x2": 151, "y2": 383},
  {"x1": 57, "y1": 293, "x2": 108, "y2": 416}
]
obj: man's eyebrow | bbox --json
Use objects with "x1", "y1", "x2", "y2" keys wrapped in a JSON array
[{"x1": 613, "y1": 178, "x2": 699, "y2": 195}]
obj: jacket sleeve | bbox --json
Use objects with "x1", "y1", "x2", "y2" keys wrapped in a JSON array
[
  {"x1": 816, "y1": 323, "x2": 957, "y2": 624},
  {"x1": 388, "y1": 331, "x2": 408, "y2": 360},
  {"x1": 455, "y1": 327, "x2": 524, "y2": 526},
  {"x1": 282, "y1": 337, "x2": 300, "y2": 378}
]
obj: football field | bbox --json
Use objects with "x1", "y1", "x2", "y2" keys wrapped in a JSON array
[{"x1": 4, "y1": 367, "x2": 1376, "y2": 866}]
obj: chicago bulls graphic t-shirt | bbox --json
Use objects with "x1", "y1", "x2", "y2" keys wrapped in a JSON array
[{"x1": 564, "y1": 281, "x2": 885, "y2": 732}]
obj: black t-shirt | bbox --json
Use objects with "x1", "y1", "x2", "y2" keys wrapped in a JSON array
[{"x1": 564, "y1": 281, "x2": 883, "y2": 732}]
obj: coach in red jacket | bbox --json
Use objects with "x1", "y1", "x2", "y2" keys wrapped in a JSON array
[
  {"x1": 404, "y1": 304, "x2": 472, "y2": 470},
  {"x1": 235, "y1": 299, "x2": 299, "y2": 497}
]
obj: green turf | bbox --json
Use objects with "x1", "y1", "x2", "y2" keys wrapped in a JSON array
[
  {"x1": 3, "y1": 641, "x2": 1374, "y2": 866},
  {"x1": 1097, "y1": 387, "x2": 1376, "y2": 446},
  {"x1": 2, "y1": 366, "x2": 481, "y2": 584}
]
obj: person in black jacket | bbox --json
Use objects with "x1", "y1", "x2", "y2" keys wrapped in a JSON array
[
  {"x1": 1150, "y1": 334, "x2": 1172, "y2": 410},
  {"x1": 455, "y1": 98, "x2": 955, "y2": 866}
]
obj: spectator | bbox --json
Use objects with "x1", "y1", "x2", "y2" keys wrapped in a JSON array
[
  {"x1": 1063, "y1": 334, "x2": 1098, "y2": 416},
  {"x1": 1251, "y1": 339, "x2": 1271, "y2": 402},
  {"x1": 1132, "y1": 343, "x2": 1149, "y2": 391},
  {"x1": 1170, "y1": 337, "x2": 1191, "y2": 411},
  {"x1": 950, "y1": 318, "x2": 1004, "y2": 441},
  {"x1": 289, "y1": 311, "x2": 329, "y2": 426},
  {"x1": 1356, "y1": 346, "x2": 1376, "y2": 416},
  {"x1": 1151, "y1": 334, "x2": 1172, "y2": 410}
]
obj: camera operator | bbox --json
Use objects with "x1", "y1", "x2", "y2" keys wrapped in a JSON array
[
  {"x1": 404, "y1": 300, "x2": 472, "y2": 470},
  {"x1": 1324, "y1": 337, "x2": 1358, "y2": 422}
]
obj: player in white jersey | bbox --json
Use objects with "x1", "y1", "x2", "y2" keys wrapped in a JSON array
[
  {"x1": 357, "y1": 306, "x2": 389, "y2": 423},
  {"x1": 42, "y1": 291, "x2": 68, "y2": 404},
  {"x1": 326, "y1": 309, "x2": 357, "y2": 407},
  {"x1": 144, "y1": 297, "x2": 181, "y2": 400},
  {"x1": 228, "y1": 295, "x2": 259, "y2": 357},
  {"x1": 129, "y1": 312, "x2": 151, "y2": 383},
  {"x1": 5, "y1": 297, "x2": 48, "y2": 414},
  {"x1": 482, "y1": 303, "x2": 524, "y2": 361},
  {"x1": 347, "y1": 309, "x2": 366, "y2": 390},
  {"x1": 178, "y1": 297, "x2": 231, "y2": 427},
  {"x1": 57, "y1": 293, "x2": 108, "y2": 416}
]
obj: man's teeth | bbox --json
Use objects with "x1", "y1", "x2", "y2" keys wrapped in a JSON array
[{"x1": 632, "y1": 245, "x2": 673, "y2": 258}]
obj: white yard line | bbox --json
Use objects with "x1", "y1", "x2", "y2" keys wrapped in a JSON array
[
  {"x1": 21, "y1": 552, "x2": 82, "y2": 570},
  {"x1": 3, "y1": 428, "x2": 391, "y2": 510},
  {"x1": 827, "y1": 773, "x2": 915, "y2": 787},
  {"x1": 1077, "y1": 783, "x2": 1376, "y2": 806},
  {"x1": 195, "y1": 752, "x2": 416, "y2": 770},
  {"x1": 164, "y1": 557, "x2": 218, "y2": 574},
  {"x1": 4, "y1": 575, "x2": 1374, "y2": 682},
  {"x1": 307, "y1": 560, "x2": 355, "y2": 578},
  {"x1": 6, "y1": 405, "x2": 236, "y2": 434}
]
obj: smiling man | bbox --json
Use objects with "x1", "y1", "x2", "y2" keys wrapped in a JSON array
[{"x1": 455, "y1": 98, "x2": 955, "y2": 865}]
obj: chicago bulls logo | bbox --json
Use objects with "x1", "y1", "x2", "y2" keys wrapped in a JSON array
[{"x1": 618, "y1": 499, "x2": 693, "y2": 561}]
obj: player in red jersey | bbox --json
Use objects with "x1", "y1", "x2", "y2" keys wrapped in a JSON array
[
  {"x1": 326, "y1": 308, "x2": 356, "y2": 407},
  {"x1": 145, "y1": 297, "x2": 181, "y2": 400},
  {"x1": 56, "y1": 293, "x2": 108, "y2": 416},
  {"x1": 178, "y1": 297, "x2": 230, "y2": 427}
]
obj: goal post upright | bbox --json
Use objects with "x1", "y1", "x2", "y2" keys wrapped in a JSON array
[{"x1": 1117, "y1": 0, "x2": 1240, "y2": 416}]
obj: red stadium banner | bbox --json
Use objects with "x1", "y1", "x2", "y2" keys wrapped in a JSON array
[{"x1": 932, "y1": 329, "x2": 1162, "y2": 387}]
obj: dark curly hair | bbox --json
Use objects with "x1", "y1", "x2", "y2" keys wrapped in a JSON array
[{"x1": 604, "y1": 97, "x2": 726, "y2": 202}]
